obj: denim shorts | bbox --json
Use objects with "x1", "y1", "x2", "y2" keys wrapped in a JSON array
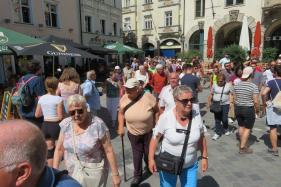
[{"x1": 235, "y1": 106, "x2": 255, "y2": 129}]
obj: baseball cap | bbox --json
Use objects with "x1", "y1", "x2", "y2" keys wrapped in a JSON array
[
  {"x1": 114, "y1": 65, "x2": 120, "y2": 70},
  {"x1": 241, "y1": 66, "x2": 253, "y2": 79},
  {"x1": 124, "y1": 78, "x2": 140, "y2": 88}
]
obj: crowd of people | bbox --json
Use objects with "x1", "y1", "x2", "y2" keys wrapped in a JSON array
[{"x1": 1, "y1": 54, "x2": 281, "y2": 187}]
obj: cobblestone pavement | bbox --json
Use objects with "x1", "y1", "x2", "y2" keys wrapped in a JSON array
[{"x1": 92, "y1": 88, "x2": 281, "y2": 187}]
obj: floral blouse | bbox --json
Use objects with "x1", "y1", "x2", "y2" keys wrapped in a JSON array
[{"x1": 59, "y1": 115, "x2": 108, "y2": 175}]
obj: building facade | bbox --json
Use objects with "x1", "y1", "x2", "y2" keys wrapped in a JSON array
[
  {"x1": 122, "y1": 0, "x2": 281, "y2": 60},
  {"x1": 81, "y1": 0, "x2": 123, "y2": 47}
]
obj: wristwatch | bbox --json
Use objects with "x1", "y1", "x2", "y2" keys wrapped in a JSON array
[
  {"x1": 112, "y1": 172, "x2": 119, "y2": 176},
  {"x1": 202, "y1": 156, "x2": 208, "y2": 160}
]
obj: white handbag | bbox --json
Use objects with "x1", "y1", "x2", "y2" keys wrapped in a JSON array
[{"x1": 71, "y1": 123, "x2": 108, "y2": 187}]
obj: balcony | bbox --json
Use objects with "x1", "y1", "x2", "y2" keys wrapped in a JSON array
[
  {"x1": 122, "y1": 5, "x2": 136, "y2": 14},
  {"x1": 158, "y1": 0, "x2": 180, "y2": 8},
  {"x1": 142, "y1": 3, "x2": 153, "y2": 11},
  {"x1": 142, "y1": 29, "x2": 153, "y2": 35},
  {"x1": 263, "y1": 0, "x2": 281, "y2": 8},
  {"x1": 158, "y1": 25, "x2": 179, "y2": 34}
]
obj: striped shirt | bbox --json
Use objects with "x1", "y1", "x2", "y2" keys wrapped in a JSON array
[{"x1": 233, "y1": 81, "x2": 259, "y2": 106}]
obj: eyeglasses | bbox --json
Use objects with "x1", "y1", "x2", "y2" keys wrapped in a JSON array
[
  {"x1": 69, "y1": 109, "x2": 84, "y2": 116},
  {"x1": 176, "y1": 98, "x2": 194, "y2": 105}
]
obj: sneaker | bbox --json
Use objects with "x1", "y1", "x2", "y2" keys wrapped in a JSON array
[
  {"x1": 239, "y1": 147, "x2": 253, "y2": 154},
  {"x1": 212, "y1": 133, "x2": 220, "y2": 140},
  {"x1": 224, "y1": 130, "x2": 231, "y2": 136},
  {"x1": 268, "y1": 148, "x2": 279, "y2": 156}
]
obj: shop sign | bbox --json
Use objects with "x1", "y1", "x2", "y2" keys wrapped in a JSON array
[
  {"x1": 0, "y1": 32, "x2": 8, "y2": 44},
  {"x1": 0, "y1": 45, "x2": 8, "y2": 52}
]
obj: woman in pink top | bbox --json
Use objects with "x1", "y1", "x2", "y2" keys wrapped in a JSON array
[{"x1": 56, "y1": 67, "x2": 81, "y2": 112}]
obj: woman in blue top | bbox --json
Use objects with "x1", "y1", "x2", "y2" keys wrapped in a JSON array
[{"x1": 262, "y1": 65, "x2": 281, "y2": 156}]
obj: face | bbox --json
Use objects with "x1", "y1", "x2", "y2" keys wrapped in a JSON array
[
  {"x1": 217, "y1": 77, "x2": 225, "y2": 87},
  {"x1": 214, "y1": 67, "x2": 219, "y2": 74},
  {"x1": 251, "y1": 63, "x2": 257, "y2": 69},
  {"x1": 225, "y1": 63, "x2": 231, "y2": 70},
  {"x1": 169, "y1": 74, "x2": 179, "y2": 88},
  {"x1": 176, "y1": 91, "x2": 193, "y2": 117},
  {"x1": 68, "y1": 104, "x2": 87, "y2": 125},
  {"x1": 157, "y1": 68, "x2": 164, "y2": 74},
  {"x1": 125, "y1": 86, "x2": 139, "y2": 100},
  {"x1": 91, "y1": 73, "x2": 96, "y2": 80}
]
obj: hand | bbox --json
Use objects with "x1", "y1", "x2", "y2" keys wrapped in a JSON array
[
  {"x1": 201, "y1": 159, "x2": 208, "y2": 174},
  {"x1": 118, "y1": 126, "x2": 125, "y2": 137},
  {"x1": 149, "y1": 159, "x2": 157, "y2": 174},
  {"x1": 112, "y1": 175, "x2": 121, "y2": 187}
]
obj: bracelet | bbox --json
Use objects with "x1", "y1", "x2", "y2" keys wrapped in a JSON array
[
  {"x1": 202, "y1": 156, "x2": 208, "y2": 160},
  {"x1": 111, "y1": 172, "x2": 119, "y2": 176}
]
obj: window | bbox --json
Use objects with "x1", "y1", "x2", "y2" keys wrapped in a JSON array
[
  {"x1": 13, "y1": 0, "x2": 31, "y2": 23},
  {"x1": 144, "y1": 0, "x2": 152, "y2": 4},
  {"x1": 144, "y1": 15, "x2": 152, "y2": 30},
  {"x1": 113, "y1": 0, "x2": 116, "y2": 7},
  {"x1": 113, "y1": 22, "x2": 117, "y2": 36},
  {"x1": 124, "y1": 17, "x2": 131, "y2": 31},
  {"x1": 226, "y1": 0, "x2": 244, "y2": 6},
  {"x1": 195, "y1": 0, "x2": 205, "y2": 17},
  {"x1": 45, "y1": 3, "x2": 58, "y2": 27},
  {"x1": 165, "y1": 11, "x2": 172, "y2": 27},
  {"x1": 125, "y1": 0, "x2": 130, "y2": 7},
  {"x1": 85, "y1": 16, "x2": 91, "y2": 32},
  {"x1": 100, "y1": 19, "x2": 106, "y2": 34}
]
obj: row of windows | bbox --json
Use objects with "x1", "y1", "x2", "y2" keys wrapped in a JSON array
[
  {"x1": 124, "y1": 0, "x2": 244, "y2": 7},
  {"x1": 85, "y1": 16, "x2": 118, "y2": 36},
  {"x1": 13, "y1": 0, "x2": 59, "y2": 27}
]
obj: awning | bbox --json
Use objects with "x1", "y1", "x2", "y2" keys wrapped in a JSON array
[
  {"x1": 0, "y1": 27, "x2": 44, "y2": 54},
  {"x1": 104, "y1": 42, "x2": 143, "y2": 54}
]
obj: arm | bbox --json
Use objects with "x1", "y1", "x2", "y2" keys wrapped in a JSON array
[
  {"x1": 253, "y1": 93, "x2": 260, "y2": 115},
  {"x1": 198, "y1": 134, "x2": 208, "y2": 173},
  {"x1": 196, "y1": 78, "x2": 203, "y2": 92},
  {"x1": 56, "y1": 101, "x2": 64, "y2": 121},
  {"x1": 261, "y1": 87, "x2": 270, "y2": 112},
  {"x1": 35, "y1": 103, "x2": 43, "y2": 118},
  {"x1": 102, "y1": 132, "x2": 121, "y2": 187},
  {"x1": 117, "y1": 108, "x2": 125, "y2": 137},
  {"x1": 53, "y1": 132, "x2": 65, "y2": 169},
  {"x1": 207, "y1": 93, "x2": 213, "y2": 109},
  {"x1": 148, "y1": 133, "x2": 163, "y2": 174}
]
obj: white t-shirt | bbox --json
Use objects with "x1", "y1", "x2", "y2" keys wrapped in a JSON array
[
  {"x1": 153, "y1": 108, "x2": 204, "y2": 168},
  {"x1": 219, "y1": 57, "x2": 230, "y2": 69},
  {"x1": 211, "y1": 83, "x2": 232, "y2": 105},
  {"x1": 158, "y1": 85, "x2": 175, "y2": 111},
  {"x1": 38, "y1": 94, "x2": 63, "y2": 120},
  {"x1": 135, "y1": 70, "x2": 149, "y2": 84}
]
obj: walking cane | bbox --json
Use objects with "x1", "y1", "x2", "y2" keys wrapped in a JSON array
[{"x1": 121, "y1": 136, "x2": 127, "y2": 181}]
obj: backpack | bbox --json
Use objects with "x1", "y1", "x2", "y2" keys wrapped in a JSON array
[
  {"x1": 12, "y1": 76, "x2": 37, "y2": 107},
  {"x1": 272, "y1": 79, "x2": 281, "y2": 111}
]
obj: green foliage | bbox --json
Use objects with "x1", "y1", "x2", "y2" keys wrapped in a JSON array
[
  {"x1": 177, "y1": 50, "x2": 201, "y2": 63},
  {"x1": 214, "y1": 45, "x2": 246, "y2": 66},
  {"x1": 262, "y1": 48, "x2": 278, "y2": 63}
]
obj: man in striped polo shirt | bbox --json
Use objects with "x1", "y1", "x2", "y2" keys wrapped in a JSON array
[{"x1": 232, "y1": 67, "x2": 260, "y2": 154}]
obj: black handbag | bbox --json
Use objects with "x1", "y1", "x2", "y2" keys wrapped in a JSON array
[
  {"x1": 155, "y1": 115, "x2": 192, "y2": 175},
  {"x1": 210, "y1": 85, "x2": 225, "y2": 113}
]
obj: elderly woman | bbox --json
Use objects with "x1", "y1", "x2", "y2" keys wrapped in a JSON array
[
  {"x1": 53, "y1": 94, "x2": 121, "y2": 187},
  {"x1": 118, "y1": 78, "x2": 159, "y2": 186},
  {"x1": 208, "y1": 74, "x2": 232, "y2": 140},
  {"x1": 149, "y1": 85, "x2": 208, "y2": 187},
  {"x1": 134, "y1": 65, "x2": 150, "y2": 90}
]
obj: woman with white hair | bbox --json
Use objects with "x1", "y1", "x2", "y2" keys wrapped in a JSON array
[
  {"x1": 135, "y1": 65, "x2": 149, "y2": 88},
  {"x1": 53, "y1": 94, "x2": 121, "y2": 187},
  {"x1": 149, "y1": 85, "x2": 208, "y2": 187}
]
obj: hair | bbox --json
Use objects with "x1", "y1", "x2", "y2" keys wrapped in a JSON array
[
  {"x1": 45, "y1": 77, "x2": 58, "y2": 94},
  {"x1": 67, "y1": 94, "x2": 87, "y2": 109},
  {"x1": 27, "y1": 60, "x2": 41, "y2": 74},
  {"x1": 173, "y1": 85, "x2": 193, "y2": 100},
  {"x1": 185, "y1": 63, "x2": 193, "y2": 69},
  {"x1": 275, "y1": 65, "x2": 281, "y2": 77},
  {"x1": 234, "y1": 65, "x2": 244, "y2": 77},
  {"x1": 0, "y1": 120, "x2": 47, "y2": 174},
  {"x1": 217, "y1": 73, "x2": 226, "y2": 81},
  {"x1": 86, "y1": 70, "x2": 96, "y2": 80},
  {"x1": 59, "y1": 67, "x2": 80, "y2": 84}
]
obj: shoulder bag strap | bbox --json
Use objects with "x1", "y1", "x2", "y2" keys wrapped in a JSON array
[
  {"x1": 23, "y1": 76, "x2": 37, "y2": 85},
  {"x1": 219, "y1": 85, "x2": 226, "y2": 102},
  {"x1": 71, "y1": 123, "x2": 87, "y2": 172},
  {"x1": 123, "y1": 92, "x2": 144, "y2": 114},
  {"x1": 274, "y1": 79, "x2": 281, "y2": 91},
  {"x1": 177, "y1": 115, "x2": 193, "y2": 174}
]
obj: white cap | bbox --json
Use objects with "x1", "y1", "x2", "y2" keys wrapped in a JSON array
[
  {"x1": 241, "y1": 66, "x2": 253, "y2": 79},
  {"x1": 114, "y1": 65, "x2": 120, "y2": 70},
  {"x1": 124, "y1": 78, "x2": 140, "y2": 88}
]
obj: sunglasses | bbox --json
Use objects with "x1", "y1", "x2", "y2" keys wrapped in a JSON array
[
  {"x1": 177, "y1": 98, "x2": 194, "y2": 105},
  {"x1": 69, "y1": 109, "x2": 84, "y2": 116}
]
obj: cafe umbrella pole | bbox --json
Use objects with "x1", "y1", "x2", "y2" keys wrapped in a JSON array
[{"x1": 121, "y1": 136, "x2": 127, "y2": 181}]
